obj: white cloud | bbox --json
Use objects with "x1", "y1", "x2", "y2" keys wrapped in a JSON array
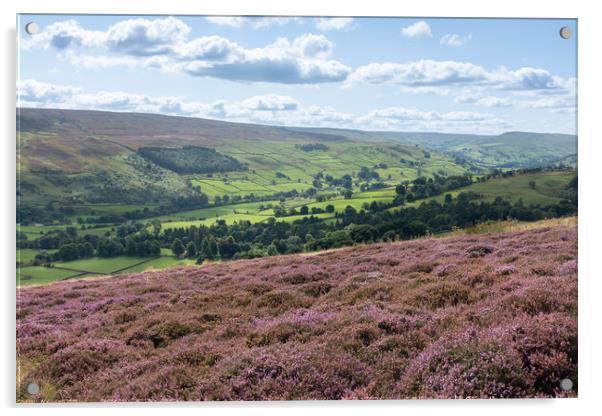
[
  {"x1": 240, "y1": 94, "x2": 299, "y2": 111},
  {"x1": 455, "y1": 95, "x2": 513, "y2": 108},
  {"x1": 105, "y1": 17, "x2": 191, "y2": 56},
  {"x1": 23, "y1": 18, "x2": 350, "y2": 85},
  {"x1": 181, "y1": 34, "x2": 350, "y2": 84},
  {"x1": 17, "y1": 79, "x2": 80, "y2": 104},
  {"x1": 175, "y1": 36, "x2": 243, "y2": 61},
  {"x1": 20, "y1": 19, "x2": 105, "y2": 50},
  {"x1": 348, "y1": 60, "x2": 488, "y2": 87},
  {"x1": 205, "y1": 16, "x2": 249, "y2": 28},
  {"x1": 357, "y1": 107, "x2": 507, "y2": 132},
  {"x1": 205, "y1": 16, "x2": 301, "y2": 29},
  {"x1": 520, "y1": 96, "x2": 576, "y2": 112},
  {"x1": 292, "y1": 33, "x2": 334, "y2": 58},
  {"x1": 440, "y1": 33, "x2": 472, "y2": 47},
  {"x1": 475, "y1": 96, "x2": 513, "y2": 108},
  {"x1": 401, "y1": 21, "x2": 432, "y2": 38},
  {"x1": 348, "y1": 60, "x2": 573, "y2": 96},
  {"x1": 315, "y1": 18, "x2": 353, "y2": 31}
]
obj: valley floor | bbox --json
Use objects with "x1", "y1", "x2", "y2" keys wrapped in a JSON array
[{"x1": 17, "y1": 221, "x2": 577, "y2": 401}]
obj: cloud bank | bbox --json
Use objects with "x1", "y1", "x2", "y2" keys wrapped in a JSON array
[
  {"x1": 18, "y1": 79, "x2": 510, "y2": 133},
  {"x1": 22, "y1": 17, "x2": 351, "y2": 84}
]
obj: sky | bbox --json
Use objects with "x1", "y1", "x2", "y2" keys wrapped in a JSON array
[{"x1": 17, "y1": 15, "x2": 577, "y2": 134}]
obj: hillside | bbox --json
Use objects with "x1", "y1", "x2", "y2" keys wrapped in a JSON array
[
  {"x1": 290, "y1": 128, "x2": 577, "y2": 169},
  {"x1": 397, "y1": 171, "x2": 575, "y2": 210},
  {"x1": 17, "y1": 108, "x2": 576, "y2": 207},
  {"x1": 17, "y1": 108, "x2": 465, "y2": 207},
  {"x1": 17, "y1": 224, "x2": 577, "y2": 401}
]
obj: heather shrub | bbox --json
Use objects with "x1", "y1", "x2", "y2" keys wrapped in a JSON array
[
  {"x1": 495, "y1": 265, "x2": 517, "y2": 276},
  {"x1": 245, "y1": 283, "x2": 273, "y2": 295},
  {"x1": 355, "y1": 325, "x2": 380, "y2": 346},
  {"x1": 407, "y1": 262, "x2": 436, "y2": 274},
  {"x1": 256, "y1": 291, "x2": 309, "y2": 313},
  {"x1": 511, "y1": 314, "x2": 577, "y2": 395},
  {"x1": 502, "y1": 287, "x2": 567, "y2": 316},
  {"x1": 301, "y1": 282, "x2": 332, "y2": 297},
  {"x1": 247, "y1": 322, "x2": 313, "y2": 347},
  {"x1": 466, "y1": 245, "x2": 495, "y2": 257},
  {"x1": 412, "y1": 281, "x2": 476, "y2": 310},
  {"x1": 435, "y1": 263, "x2": 456, "y2": 277},
  {"x1": 39, "y1": 340, "x2": 126, "y2": 388},
  {"x1": 16, "y1": 225, "x2": 577, "y2": 401},
  {"x1": 198, "y1": 313, "x2": 221, "y2": 323},
  {"x1": 401, "y1": 329, "x2": 531, "y2": 398},
  {"x1": 114, "y1": 311, "x2": 137, "y2": 325},
  {"x1": 375, "y1": 330, "x2": 430, "y2": 358},
  {"x1": 349, "y1": 284, "x2": 393, "y2": 304}
]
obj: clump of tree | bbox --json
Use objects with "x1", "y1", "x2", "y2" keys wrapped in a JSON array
[
  {"x1": 295, "y1": 143, "x2": 330, "y2": 152},
  {"x1": 171, "y1": 238, "x2": 186, "y2": 258},
  {"x1": 138, "y1": 146, "x2": 246, "y2": 174}
]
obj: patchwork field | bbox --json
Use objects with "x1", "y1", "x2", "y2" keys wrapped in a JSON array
[
  {"x1": 155, "y1": 171, "x2": 574, "y2": 230},
  {"x1": 16, "y1": 223, "x2": 577, "y2": 401},
  {"x1": 399, "y1": 171, "x2": 575, "y2": 210},
  {"x1": 16, "y1": 255, "x2": 196, "y2": 287}
]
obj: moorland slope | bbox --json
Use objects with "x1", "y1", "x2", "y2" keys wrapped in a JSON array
[{"x1": 17, "y1": 223, "x2": 577, "y2": 401}]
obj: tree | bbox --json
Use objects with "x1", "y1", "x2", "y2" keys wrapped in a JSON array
[
  {"x1": 186, "y1": 241, "x2": 197, "y2": 258},
  {"x1": 57, "y1": 243, "x2": 79, "y2": 261},
  {"x1": 401, "y1": 220, "x2": 428, "y2": 238},
  {"x1": 267, "y1": 244, "x2": 278, "y2": 256},
  {"x1": 395, "y1": 184, "x2": 407, "y2": 196},
  {"x1": 218, "y1": 236, "x2": 240, "y2": 259},
  {"x1": 325, "y1": 204, "x2": 335, "y2": 213},
  {"x1": 529, "y1": 180, "x2": 537, "y2": 189},
  {"x1": 343, "y1": 189, "x2": 353, "y2": 199},
  {"x1": 171, "y1": 238, "x2": 185, "y2": 257},
  {"x1": 97, "y1": 238, "x2": 124, "y2": 257},
  {"x1": 199, "y1": 237, "x2": 216, "y2": 260},
  {"x1": 81, "y1": 242, "x2": 95, "y2": 257},
  {"x1": 299, "y1": 206, "x2": 309, "y2": 215}
]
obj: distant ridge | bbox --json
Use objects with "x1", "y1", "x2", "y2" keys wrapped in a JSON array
[{"x1": 18, "y1": 107, "x2": 576, "y2": 170}]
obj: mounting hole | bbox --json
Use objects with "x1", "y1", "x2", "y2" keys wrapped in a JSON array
[
  {"x1": 559, "y1": 378, "x2": 573, "y2": 391},
  {"x1": 25, "y1": 22, "x2": 39, "y2": 35},
  {"x1": 26, "y1": 382, "x2": 40, "y2": 395},
  {"x1": 559, "y1": 26, "x2": 572, "y2": 40}
]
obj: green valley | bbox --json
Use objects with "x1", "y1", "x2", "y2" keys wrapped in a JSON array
[{"x1": 16, "y1": 108, "x2": 578, "y2": 286}]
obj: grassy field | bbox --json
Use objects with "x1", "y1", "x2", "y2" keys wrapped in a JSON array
[
  {"x1": 16, "y1": 254, "x2": 198, "y2": 287},
  {"x1": 190, "y1": 139, "x2": 465, "y2": 203},
  {"x1": 16, "y1": 248, "x2": 57, "y2": 265},
  {"x1": 18, "y1": 223, "x2": 115, "y2": 237},
  {"x1": 155, "y1": 171, "x2": 575, "y2": 230},
  {"x1": 397, "y1": 171, "x2": 575, "y2": 210},
  {"x1": 17, "y1": 266, "x2": 85, "y2": 286},
  {"x1": 53, "y1": 256, "x2": 150, "y2": 274},
  {"x1": 123, "y1": 257, "x2": 197, "y2": 273}
]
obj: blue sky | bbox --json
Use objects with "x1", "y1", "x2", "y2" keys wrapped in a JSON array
[{"x1": 17, "y1": 15, "x2": 577, "y2": 134}]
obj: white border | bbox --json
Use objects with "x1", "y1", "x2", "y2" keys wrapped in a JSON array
[{"x1": 2, "y1": 1, "x2": 600, "y2": 415}]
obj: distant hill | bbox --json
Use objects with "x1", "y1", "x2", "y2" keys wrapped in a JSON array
[
  {"x1": 16, "y1": 108, "x2": 576, "y2": 206},
  {"x1": 17, "y1": 108, "x2": 350, "y2": 147},
  {"x1": 290, "y1": 127, "x2": 577, "y2": 170}
]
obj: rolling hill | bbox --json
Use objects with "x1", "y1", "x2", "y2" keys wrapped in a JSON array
[
  {"x1": 17, "y1": 108, "x2": 576, "y2": 208},
  {"x1": 17, "y1": 108, "x2": 465, "y2": 207},
  {"x1": 290, "y1": 127, "x2": 578, "y2": 169},
  {"x1": 17, "y1": 222, "x2": 577, "y2": 401}
]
